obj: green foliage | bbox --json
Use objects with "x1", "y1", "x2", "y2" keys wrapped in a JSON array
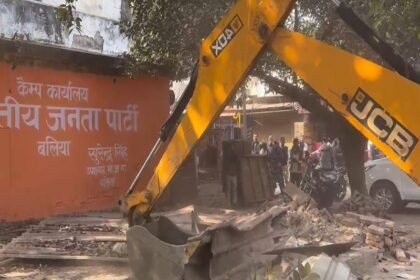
[
  {"x1": 56, "y1": 0, "x2": 82, "y2": 34},
  {"x1": 120, "y1": 0, "x2": 234, "y2": 78},
  {"x1": 59, "y1": 0, "x2": 419, "y2": 78},
  {"x1": 345, "y1": 0, "x2": 420, "y2": 66}
]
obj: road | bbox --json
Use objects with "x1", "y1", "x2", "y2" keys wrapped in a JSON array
[{"x1": 369, "y1": 204, "x2": 420, "y2": 280}]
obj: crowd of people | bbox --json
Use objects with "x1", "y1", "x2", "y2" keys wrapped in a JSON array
[
  {"x1": 223, "y1": 132, "x2": 383, "y2": 206},
  {"x1": 251, "y1": 133, "x2": 344, "y2": 193}
]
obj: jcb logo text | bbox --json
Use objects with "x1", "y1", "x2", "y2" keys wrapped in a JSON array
[
  {"x1": 348, "y1": 89, "x2": 418, "y2": 161},
  {"x1": 211, "y1": 15, "x2": 243, "y2": 58}
]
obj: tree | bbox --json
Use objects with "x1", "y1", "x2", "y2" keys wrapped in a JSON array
[
  {"x1": 59, "y1": 0, "x2": 419, "y2": 76},
  {"x1": 60, "y1": 0, "x2": 419, "y2": 194}
]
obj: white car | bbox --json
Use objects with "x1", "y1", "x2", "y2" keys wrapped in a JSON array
[{"x1": 365, "y1": 158, "x2": 420, "y2": 211}]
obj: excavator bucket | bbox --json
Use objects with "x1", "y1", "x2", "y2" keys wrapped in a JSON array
[{"x1": 127, "y1": 216, "x2": 201, "y2": 280}]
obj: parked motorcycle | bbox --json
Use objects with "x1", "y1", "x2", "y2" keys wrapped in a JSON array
[
  {"x1": 299, "y1": 157, "x2": 340, "y2": 208},
  {"x1": 335, "y1": 167, "x2": 348, "y2": 202}
]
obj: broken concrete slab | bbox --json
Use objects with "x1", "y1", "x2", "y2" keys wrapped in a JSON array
[
  {"x1": 339, "y1": 217, "x2": 360, "y2": 228},
  {"x1": 294, "y1": 254, "x2": 357, "y2": 280},
  {"x1": 396, "y1": 272, "x2": 417, "y2": 279},
  {"x1": 366, "y1": 232, "x2": 384, "y2": 243},
  {"x1": 339, "y1": 247, "x2": 378, "y2": 278},
  {"x1": 283, "y1": 182, "x2": 316, "y2": 209},
  {"x1": 368, "y1": 225, "x2": 385, "y2": 236},
  {"x1": 264, "y1": 242, "x2": 356, "y2": 257},
  {"x1": 395, "y1": 247, "x2": 408, "y2": 262}
]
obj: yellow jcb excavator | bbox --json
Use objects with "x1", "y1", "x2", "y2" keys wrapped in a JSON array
[{"x1": 119, "y1": 0, "x2": 420, "y2": 278}]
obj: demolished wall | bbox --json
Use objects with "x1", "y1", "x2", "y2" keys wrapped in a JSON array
[{"x1": 0, "y1": 40, "x2": 169, "y2": 221}]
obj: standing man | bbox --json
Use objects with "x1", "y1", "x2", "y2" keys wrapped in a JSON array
[
  {"x1": 332, "y1": 138, "x2": 345, "y2": 170},
  {"x1": 279, "y1": 136, "x2": 289, "y2": 183},
  {"x1": 251, "y1": 134, "x2": 260, "y2": 155},
  {"x1": 289, "y1": 138, "x2": 303, "y2": 186},
  {"x1": 312, "y1": 137, "x2": 334, "y2": 170},
  {"x1": 224, "y1": 143, "x2": 239, "y2": 206},
  {"x1": 267, "y1": 136, "x2": 284, "y2": 191}
]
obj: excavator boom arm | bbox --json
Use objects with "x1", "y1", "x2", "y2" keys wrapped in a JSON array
[
  {"x1": 122, "y1": 0, "x2": 297, "y2": 218},
  {"x1": 122, "y1": 0, "x2": 420, "y2": 219},
  {"x1": 270, "y1": 29, "x2": 420, "y2": 184}
]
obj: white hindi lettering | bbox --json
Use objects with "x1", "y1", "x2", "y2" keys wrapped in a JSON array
[
  {"x1": 88, "y1": 144, "x2": 114, "y2": 165},
  {"x1": 37, "y1": 136, "x2": 70, "y2": 157},
  {"x1": 105, "y1": 104, "x2": 139, "y2": 132},
  {"x1": 86, "y1": 164, "x2": 127, "y2": 176},
  {"x1": 120, "y1": 164, "x2": 128, "y2": 172},
  {"x1": 99, "y1": 177, "x2": 116, "y2": 188},
  {"x1": 46, "y1": 107, "x2": 66, "y2": 131},
  {"x1": 47, "y1": 82, "x2": 89, "y2": 102},
  {"x1": 16, "y1": 77, "x2": 43, "y2": 98},
  {"x1": 87, "y1": 144, "x2": 128, "y2": 165},
  {"x1": 114, "y1": 144, "x2": 128, "y2": 162},
  {"x1": 86, "y1": 166, "x2": 107, "y2": 176},
  {"x1": 46, "y1": 106, "x2": 101, "y2": 132},
  {"x1": 2, "y1": 86, "x2": 138, "y2": 134},
  {"x1": 0, "y1": 96, "x2": 40, "y2": 130},
  {"x1": 105, "y1": 164, "x2": 128, "y2": 174}
]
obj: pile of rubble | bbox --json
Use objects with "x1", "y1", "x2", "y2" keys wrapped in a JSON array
[
  {"x1": 335, "y1": 190, "x2": 387, "y2": 217},
  {"x1": 0, "y1": 220, "x2": 38, "y2": 249},
  {"x1": 203, "y1": 187, "x2": 420, "y2": 279},
  {"x1": 0, "y1": 213, "x2": 128, "y2": 262}
]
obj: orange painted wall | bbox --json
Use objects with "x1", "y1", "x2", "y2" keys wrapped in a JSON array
[{"x1": 0, "y1": 62, "x2": 169, "y2": 221}]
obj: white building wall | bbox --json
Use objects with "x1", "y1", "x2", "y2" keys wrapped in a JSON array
[
  {"x1": 0, "y1": 0, "x2": 129, "y2": 56},
  {"x1": 37, "y1": 0, "x2": 122, "y2": 21}
]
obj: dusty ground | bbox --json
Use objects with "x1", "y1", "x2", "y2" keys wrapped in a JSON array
[
  {"x1": 0, "y1": 262, "x2": 131, "y2": 280},
  {"x1": 368, "y1": 204, "x2": 420, "y2": 279},
  {"x1": 1, "y1": 185, "x2": 420, "y2": 280}
]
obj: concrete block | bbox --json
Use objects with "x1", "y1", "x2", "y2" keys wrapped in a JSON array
[
  {"x1": 394, "y1": 248, "x2": 408, "y2": 262},
  {"x1": 366, "y1": 232, "x2": 383, "y2": 242},
  {"x1": 340, "y1": 217, "x2": 359, "y2": 228},
  {"x1": 367, "y1": 225, "x2": 385, "y2": 236},
  {"x1": 384, "y1": 237, "x2": 394, "y2": 248},
  {"x1": 360, "y1": 215, "x2": 385, "y2": 227},
  {"x1": 339, "y1": 247, "x2": 378, "y2": 278}
]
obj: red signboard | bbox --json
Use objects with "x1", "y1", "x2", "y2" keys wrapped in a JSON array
[{"x1": 0, "y1": 62, "x2": 169, "y2": 221}]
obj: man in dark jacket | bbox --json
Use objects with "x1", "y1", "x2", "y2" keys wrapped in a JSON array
[
  {"x1": 289, "y1": 138, "x2": 303, "y2": 186},
  {"x1": 268, "y1": 136, "x2": 284, "y2": 191},
  {"x1": 279, "y1": 136, "x2": 289, "y2": 183},
  {"x1": 224, "y1": 143, "x2": 239, "y2": 206}
]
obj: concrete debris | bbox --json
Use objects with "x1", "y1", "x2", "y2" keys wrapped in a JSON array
[
  {"x1": 394, "y1": 247, "x2": 408, "y2": 262},
  {"x1": 396, "y1": 272, "x2": 417, "y2": 279},
  {"x1": 0, "y1": 213, "x2": 128, "y2": 261},
  {"x1": 283, "y1": 182, "x2": 317, "y2": 211},
  {"x1": 0, "y1": 220, "x2": 38, "y2": 249},
  {"x1": 111, "y1": 242, "x2": 128, "y2": 257},
  {"x1": 292, "y1": 254, "x2": 357, "y2": 280},
  {"x1": 396, "y1": 234, "x2": 420, "y2": 251},
  {"x1": 339, "y1": 247, "x2": 378, "y2": 277},
  {"x1": 336, "y1": 190, "x2": 386, "y2": 217},
  {"x1": 338, "y1": 216, "x2": 360, "y2": 228},
  {"x1": 265, "y1": 241, "x2": 356, "y2": 257},
  {"x1": 367, "y1": 224, "x2": 385, "y2": 236},
  {"x1": 4, "y1": 193, "x2": 420, "y2": 280}
]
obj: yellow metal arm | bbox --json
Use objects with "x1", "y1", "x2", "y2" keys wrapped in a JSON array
[
  {"x1": 122, "y1": 1, "x2": 420, "y2": 221},
  {"x1": 121, "y1": 0, "x2": 297, "y2": 219},
  {"x1": 269, "y1": 29, "x2": 420, "y2": 184}
]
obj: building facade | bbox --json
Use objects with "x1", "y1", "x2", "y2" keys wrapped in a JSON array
[
  {"x1": 0, "y1": 1, "x2": 172, "y2": 221},
  {"x1": 0, "y1": 0, "x2": 129, "y2": 56}
]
